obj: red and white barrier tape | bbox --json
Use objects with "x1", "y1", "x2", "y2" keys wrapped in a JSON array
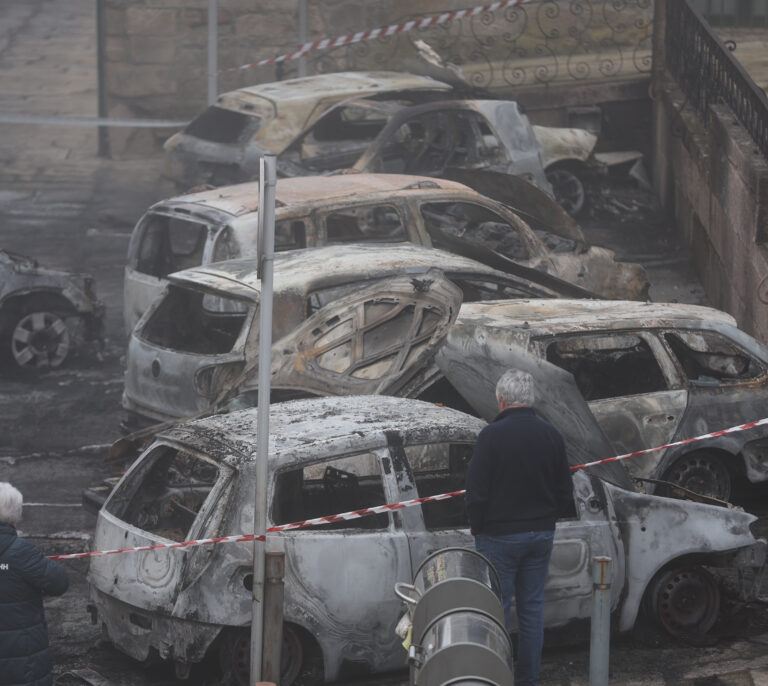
[
  {"x1": 49, "y1": 416, "x2": 768, "y2": 561},
  {"x1": 222, "y1": 0, "x2": 533, "y2": 74}
]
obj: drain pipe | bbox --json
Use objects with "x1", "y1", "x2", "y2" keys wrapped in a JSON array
[{"x1": 589, "y1": 556, "x2": 613, "y2": 686}]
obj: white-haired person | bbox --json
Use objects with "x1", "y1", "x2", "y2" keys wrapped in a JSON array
[
  {"x1": 465, "y1": 369, "x2": 573, "y2": 686},
  {"x1": 0, "y1": 482, "x2": 69, "y2": 686}
]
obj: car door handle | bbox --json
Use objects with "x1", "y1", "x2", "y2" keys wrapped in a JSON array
[{"x1": 643, "y1": 413, "x2": 677, "y2": 426}]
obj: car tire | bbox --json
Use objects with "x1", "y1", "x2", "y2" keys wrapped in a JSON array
[
  {"x1": 220, "y1": 624, "x2": 322, "y2": 686},
  {"x1": 545, "y1": 163, "x2": 587, "y2": 217},
  {"x1": 643, "y1": 565, "x2": 720, "y2": 638},
  {"x1": 2, "y1": 307, "x2": 72, "y2": 371},
  {"x1": 661, "y1": 452, "x2": 732, "y2": 501}
]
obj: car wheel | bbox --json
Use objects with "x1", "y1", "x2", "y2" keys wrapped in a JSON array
[
  {"x1": 662, "y1": 452, "x2": 731, "y2": 501},
  {"x1": 9, "y1": 310, "x2": 71, "y2": 370},
  {"x1": 221, "y1": 625, "x2": 316, "y2": 686},
  {"x1": 545, "y1": 164, "x2": 587, "y2": 217},
  {"x1": 645, "y1": 566, "x2": 720, "y2": 637}
]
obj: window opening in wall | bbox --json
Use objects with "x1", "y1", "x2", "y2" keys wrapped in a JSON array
[
  {"x1": 272, "y1": 453, "x2": 389, "y2": 530},
  {"x1": 106, "y1": 446, "x2": 220, "y2": 542},
  {"x1": 405, "y1": 442, "x2": 473, "y2": 529},
  {"x1": 664, "y1": 330, "x2": 763, "y2": 383},
  {"x1": 545, "y1": 334, "x2": 667, "y2": 401}
]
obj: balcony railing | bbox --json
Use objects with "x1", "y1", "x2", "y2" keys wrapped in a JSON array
[{"x1": 666, "y1": 0, "x2": 768, "y2": 159}]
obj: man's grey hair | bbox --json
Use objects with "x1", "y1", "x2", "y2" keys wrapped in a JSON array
[
  {"x1": 0, "y1": 482, "x2": 23, "y2": 526},
  {"x1": 496, "y1": 369, "x2": 535, "y2": 407}
]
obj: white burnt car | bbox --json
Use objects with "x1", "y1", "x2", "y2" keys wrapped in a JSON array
[
  {"x1": 0, "y1": 250, "x2": 104, "y2": 370},
  {"x1": 436, "y1": 299, "x2": 768, "y2": 502},
  {"x1": 122, "y1": 244, "x2": 581, "y2": 428},
  {"x1": 123, "y1": 173, "x2": 643, "y2": 331},
  {"x1": 89, "y1": 396, "x2": 766, "y2": 685}
]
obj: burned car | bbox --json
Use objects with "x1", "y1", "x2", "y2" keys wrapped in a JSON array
[
  {"x1": 123, "y1": 173, "x2": 643, "y2": 331},
  {"x1": 163, "y1": 71, "x2": 453, "y2": 189},
  {"x1": 89, "y1": 395, "x2": 767, "y2": 685},
  {"x1": 436, "y1": 299, "x2": 768, "y2": 502},
  {"x1": 122, "y1": 244, "x2": 579, "y2": 428},
  {"x1": 0, "y1": 250, "x2": 104, "y2": 370}
]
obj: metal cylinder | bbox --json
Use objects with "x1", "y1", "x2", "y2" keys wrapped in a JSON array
[
  {"x1": 261, "y1": 552, "x2": 285, "y2": 685},
  {"x1": 411, "y1": 548, "x2": 504, "y2": 646},
  {"x1": 589, "y1": 556, "x2": 613, "y2": 686},
  {"x1": 417, "y1": 610, "x2": 513, "y2": 686}
]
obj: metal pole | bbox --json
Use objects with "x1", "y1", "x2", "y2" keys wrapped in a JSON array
[
  {"x1": 262, "y1": 552, "x2": 286, "y2": 684},
  {"x1": 250, "y1": 154, "x2": 277, "y2": 686},
  {"x1": 589, "y1": 556, "x2": 612, "y2": 686},
  {"x1": 207, "y1": 0, "x2": 218, "y2": 105},
  {"x1": 96, "y1": 0, "x2": 110, "y2": 157},
  {"x1": 298, "y1": 0, "x2": 308, "y2": 77}
]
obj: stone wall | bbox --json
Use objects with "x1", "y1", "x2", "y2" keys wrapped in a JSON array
[
  {"x1": 104, "y1": 0, "x2": 654, "y2": 155},
  {"x1": 655, "y1": 77, "x2": 768, "y2": 342}
]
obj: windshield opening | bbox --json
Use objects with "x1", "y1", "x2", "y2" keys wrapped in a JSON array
[
  {"x1": 105, "y1": 445, "x2": 220, "y2": 542},
  {"x1": 141, "y1": 285, "x2": 249, "y2": 354}
]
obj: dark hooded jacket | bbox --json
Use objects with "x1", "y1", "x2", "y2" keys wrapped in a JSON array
[{"x1": 0, "y1": 522, "x2": 69, "y2": 686}]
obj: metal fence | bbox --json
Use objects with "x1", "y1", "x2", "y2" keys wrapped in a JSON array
[{"x1": 665, "y1": 0, "x2": 768, "y2": 159}]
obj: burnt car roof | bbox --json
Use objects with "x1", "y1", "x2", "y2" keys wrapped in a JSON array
[
  {"x1": 161, "y1": 395, "x2": 485, "y2": 469},
  {"x1": 167, "y1": 174, "x2": 470, "y2": 217},
  {"x1": 167, "y1": 244, "x2": 526, "y2": 299},
  {"x1": 456, "y1": 300, "x2": 738, "y2": 337}
]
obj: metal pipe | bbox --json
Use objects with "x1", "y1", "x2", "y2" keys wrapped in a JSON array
[
  {"x1": 250, "y1": 154, "x2": 277, "y2": 686},
  {"x1": 262, "y1": 552, "x2": 286, "y2": 684},
  {"x1": 589, "y1": 556, "x2": 613, "y2": 686},
  {"x1": 298, "y1": 0, "x2": 308, "y2": 78},
  {"x1": 96, "y1": 0, "x2": 109, "y2": 157},
  {"x1": 207, "y1": 0, "x2": 218, "y2": 105}
]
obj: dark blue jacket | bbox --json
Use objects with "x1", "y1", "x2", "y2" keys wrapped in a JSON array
[
  {"x1": 0, "y1": 522, "x2": 69, "y2": 686},
  {"x1": 466, "y1": 407, "x2": 574, "y2": 535}
]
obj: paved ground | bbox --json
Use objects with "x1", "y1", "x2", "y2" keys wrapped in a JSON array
[{"x1": 1, "y1": 2, "x2": 768, "y2": 686}]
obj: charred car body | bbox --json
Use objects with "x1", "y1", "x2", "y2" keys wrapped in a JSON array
[
  {"x1": 123, "y1": 173, "x2": 644, "y2": 331},
  {"x1": 436, "y1": 299, "x2": 768, "y2": 502},
  {"x1": 0, "y1": 250, "x2": 104, "y2": 370},
  {"x1": 162, "y1": 71, "x2": 600, "y2": 212},
  {"x1": 122, "y1": 244, "x2": 581, "y2": 428},
  {"x1": 89, "y1": 396, "x2": 767, "y2": 684},
  {"x1": 163, "y1": 71, "x2": 453, "y2": 189}
]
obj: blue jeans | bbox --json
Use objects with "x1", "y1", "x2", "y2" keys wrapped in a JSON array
[{"x1": 475, "y1": 530, "x2": 555, "y2": 686}]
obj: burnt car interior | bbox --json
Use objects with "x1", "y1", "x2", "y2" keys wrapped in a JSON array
[
  {"x1": 135, "y1": 214, "x2": 209, "y2": 278},
  {"x1": 184, "y1": 106, "x2": 257, "y2": 144},
  {"x1": 141, "y1": 287, "x2": 248, "y2": 355},
  {"x1": 545, "y1": 334, "x2": 667, "y2": 402},
  {"x1": 272, "y1": 453, "x2": 389, "y2": 531},
  {"x1": 664, "y1": 331, "x2": 764, "y2": 383},
  {"x1": 105, "y1": 446, "x2": 219, "y2": 542},
  {"x1": 422, "y1": 201, "x2": 532, "y2": 260},
  {"x1": 324, "y1": 205, "x2": 407, "y2": 243}
]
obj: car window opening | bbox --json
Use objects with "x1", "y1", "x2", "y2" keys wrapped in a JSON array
[
  {"x1": 422, "y1": 201, "x2": 532, "y2": 261},
  {"x1": 185, "y1": 106, "x2": 256, "y2": 144},
  {"x1": 325, "y1": 205, "x2": 406, "y2": 243},
  {"x1": 273, "y1": 453, "x2": 389, "y2": 531},
  {"x1": 136, "y1": 214, "x2": 208, "y2": 278},
  {"x1": 274, "y1": 219, "x2": 307, "y2": 251},
  {"x1": 141, "y1": 286, "x2": 248, "y2": 354},
  {"x1": 664, "y1": 331, "x2": 763, "y2": 382},
  {"x1": 546, "y1": 335, "x2": 667, "y2": 401},
  {"x1": 105, "y1": 446, "x2": 220, "y2": 542}
]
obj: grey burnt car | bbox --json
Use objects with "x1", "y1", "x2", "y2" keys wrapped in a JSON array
[
  {"x1": 122, "y1": 244, "x2": 580, "y2": 428},
  {"x1": 122, "y1": 173, "x2": 642, "y2": 331},
  {"x1": 0, "y1": 250, "x2": 104, "y2": 370},
  {"x1": 436, "y1": 299, "x2": 768, "y2": 502},
  {"x1": 88, "y1": 396, "x2": 767, "y2": 685}
]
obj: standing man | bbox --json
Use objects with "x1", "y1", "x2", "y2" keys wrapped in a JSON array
[
  {"x1": 466, "y1": 369, "x2": 573, "y2": 686},
  {"x1": 0, "y1": 482, "x2": 69, "y2": 686}
]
